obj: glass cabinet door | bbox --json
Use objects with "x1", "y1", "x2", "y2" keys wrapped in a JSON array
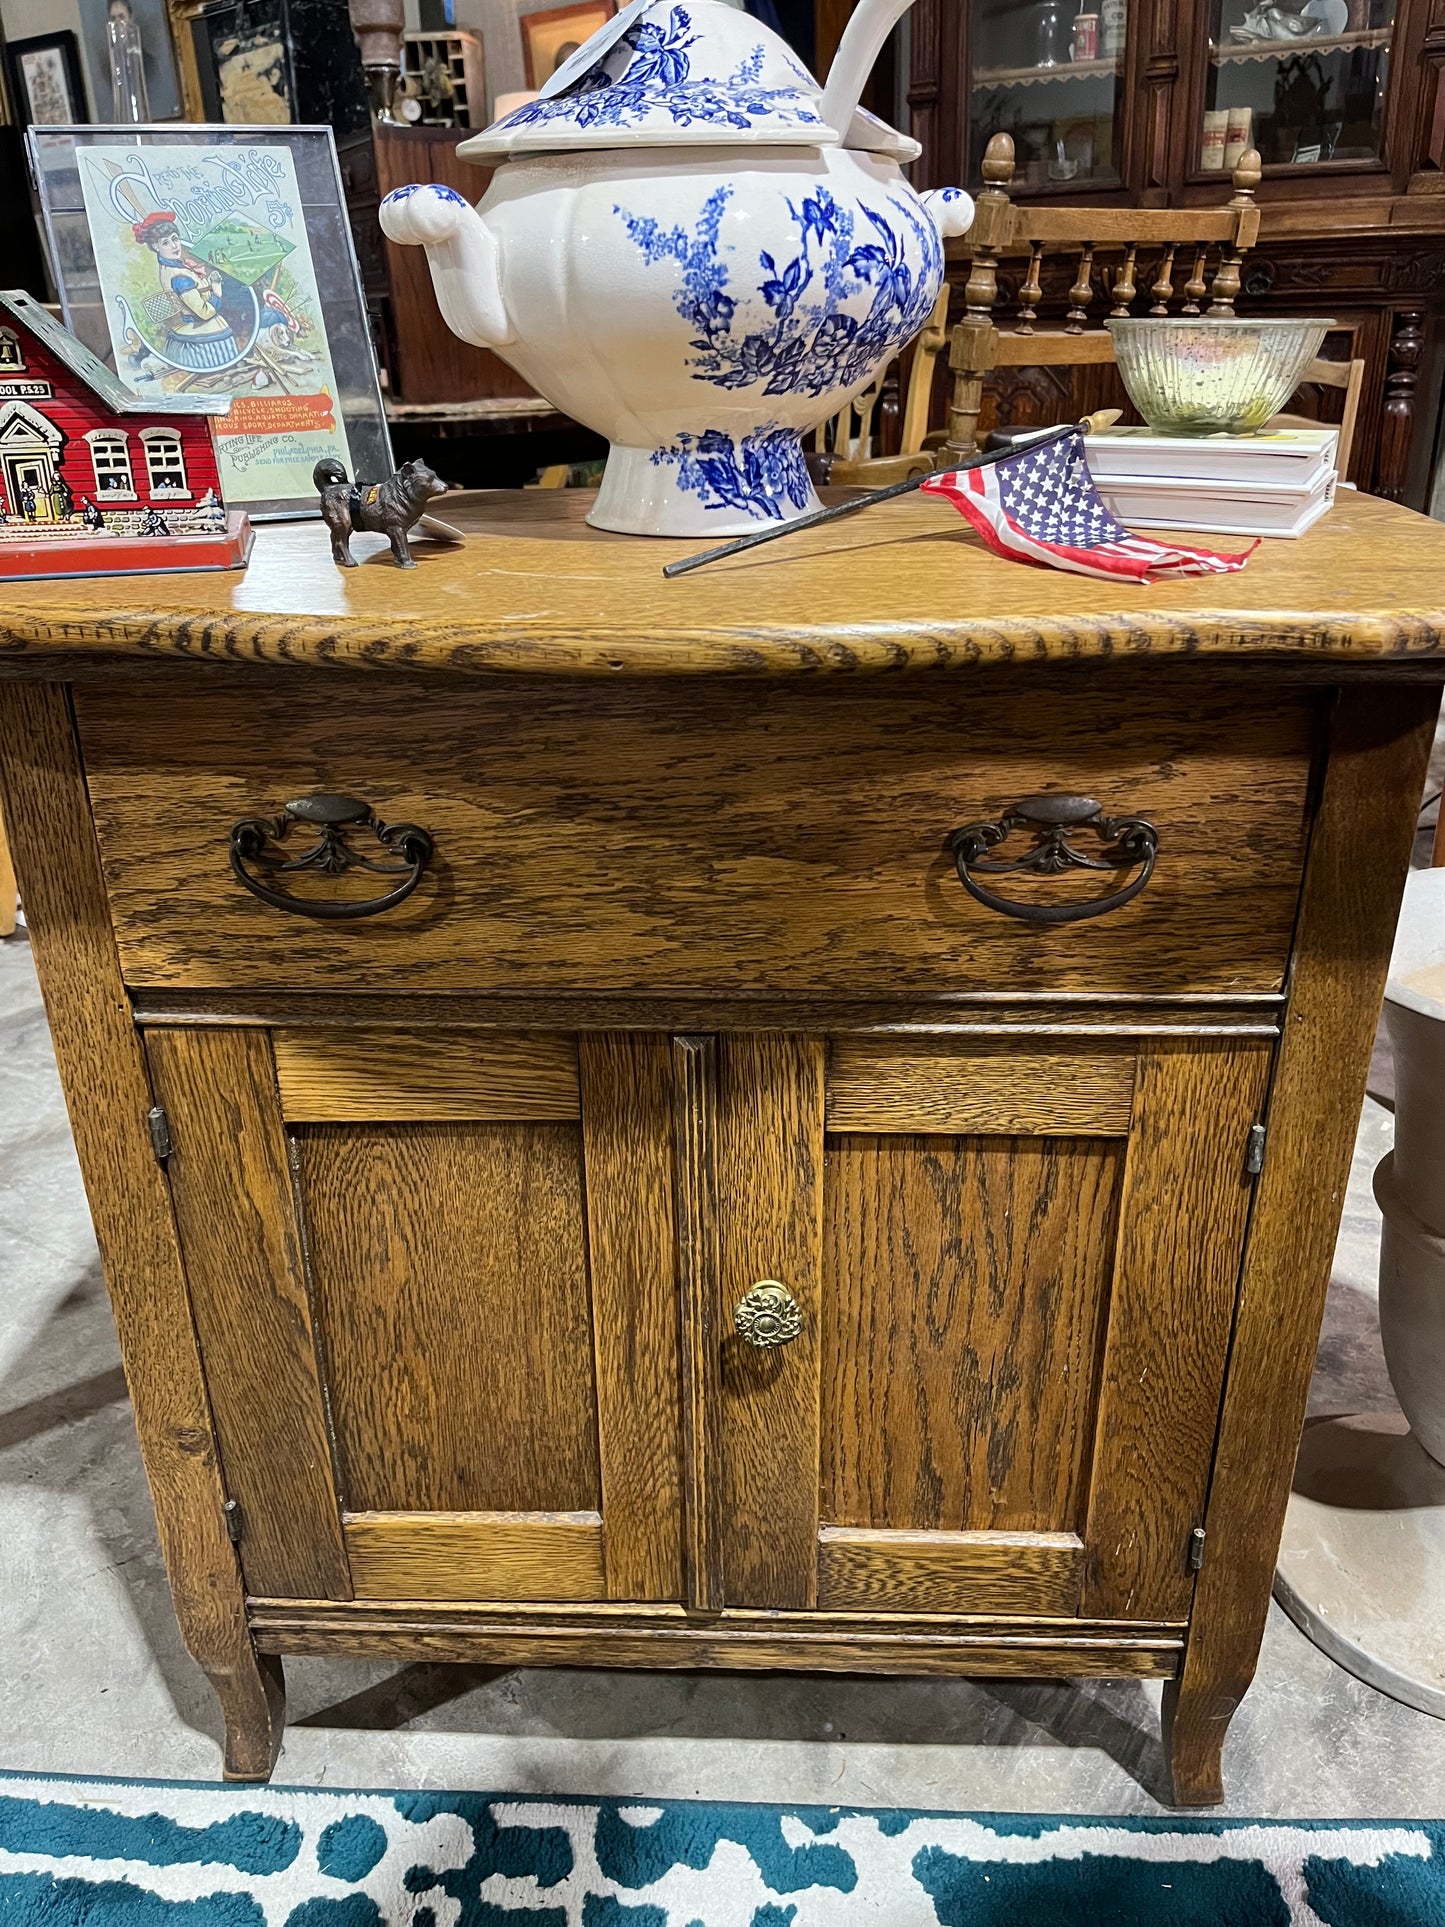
[
  {"x1": 1202, "y1": 0, "x2": 1395, "y2": 171},
  {"x1": 968, "y1": 0, "x2": 1129, "y2": 189}
]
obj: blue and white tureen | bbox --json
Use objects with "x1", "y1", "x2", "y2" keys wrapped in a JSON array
[{"x1": 380, "y1": 0, "x2": 972, "y2": 536}]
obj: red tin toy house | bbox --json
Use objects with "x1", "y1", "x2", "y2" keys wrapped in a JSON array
[{"x1": 0, "y1": 287, "x2": 251, "y2": 579}]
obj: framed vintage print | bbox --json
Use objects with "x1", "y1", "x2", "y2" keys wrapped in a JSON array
[
  {"x1": 188, "y1": 0, "x2": 295, "y2": 124},
  {"x1": 5, "y1": 33, "x2": 89, "y2": 129},
  {"x1": 28, "y1": 123, "x2": 390, "y2": 520},
  {"x1": 521, "y1": 0, "x2": 616, "y2": 90}
]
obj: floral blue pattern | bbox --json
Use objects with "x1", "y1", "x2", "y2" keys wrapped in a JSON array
[
  {"x1": 495, "y1": 7, "x2": 824, "y2": 135},
  {"x1": 616, "y1": 181, "x2": 943, "y2": 399},
  {"x1": 654, "y1": 424, "x2": 813, "y2": 519},
  {"x1": 382, "y1": 182, "x2": 467, "y2": 205}
]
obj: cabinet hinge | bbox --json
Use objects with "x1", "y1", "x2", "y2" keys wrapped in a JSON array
[
  {"x1": 1244, "y1": 1123, "x2": 1266, "y2": 1177},
  {"x1": 223, "y1": 1498, "x2": 243, "y2": 1545},
  {"x1": 1188, "y1": 1525, "x2": 1206, "y2": 1572},
  {"x1": 147, "y1": 1105, "x2": 173, "y2": 1163}
]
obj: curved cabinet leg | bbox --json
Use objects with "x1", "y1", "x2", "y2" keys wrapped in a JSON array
[
  {"x1": 1160, "y1": 1674, "x2": 1228, "y2": 1808},
  {"x1": 214, "y1": 1650, "x2": 286, "y2": 1783}
]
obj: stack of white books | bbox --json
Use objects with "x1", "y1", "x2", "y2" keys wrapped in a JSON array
[{"x1": 1083, "y1": 426, "x2": 1340, "y2": 539}]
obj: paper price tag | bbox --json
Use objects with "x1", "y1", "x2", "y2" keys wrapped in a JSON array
[{"x1": 539, "y1": 0, "x2": 650, "y2": 98}]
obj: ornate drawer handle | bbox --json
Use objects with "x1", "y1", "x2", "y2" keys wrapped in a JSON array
[
  {"x1": 734, "y1": 1281, "x2": 803, "y2": 1349},
  {"x1": 948, "y1": 793, "x2": 1159, "y2": 926},
  {"x1": 229, "y1": 792, "x2": 435, "y2": 922}
]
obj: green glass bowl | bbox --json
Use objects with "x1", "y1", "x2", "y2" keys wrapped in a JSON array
[{"x1": 1105, "y1": 317, "x2": 1334, "y2": 435}]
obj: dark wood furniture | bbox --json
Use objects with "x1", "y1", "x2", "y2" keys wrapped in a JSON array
[
  {"x1": 900, "y1": 0, "x2": 1445, "y2": 508},
  {"x1": 1, "y1": 488, "x2": 1440, "y2": 1805}
]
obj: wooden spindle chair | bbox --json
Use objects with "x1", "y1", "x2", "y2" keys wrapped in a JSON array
[
  {"x1": 814, "y1": 284, "x2": 952, "y2": 486},
  {"x1": 1268, "y1": 354, "x2": 1366, "y2": 479},
  {"x1": 942, "y1": 133, "x2": 1263, "y2": 465}
]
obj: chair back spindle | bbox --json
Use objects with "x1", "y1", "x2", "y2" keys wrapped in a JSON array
[
  {"x1": 1110, "y1": 245, "x2": 1138, "y2": 318},
  {"x1": 1183, "y1": 246, "x2": 1209, "y2": 316},
  {"x1": 1066, "y1": 244, "x2": 1095, "y2": 333},
  {"x1": 1150, "y1": 245, "x2": 1177, "y2": 316},
  {"x1": 1016, "y1": 242, "x2": 1044, "y2": 335}
]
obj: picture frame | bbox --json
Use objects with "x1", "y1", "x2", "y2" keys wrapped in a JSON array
[
  {"x1": 165, "y1": 0, "x2": 212, "y2": 120},
  {"x1": 76, "y1": 0, "x2": 183, "y2": 123},
  {"x1": 5, "y1": 32, "x2": 89, "y2": 129},
  {"x1": 28, "y1": 123, "x2": 391, "y2": 521},
  {"x1": 186, "y1": 0, "x2": 296, "y2": 125},
  {"x1": 521, "y1": 0, "x2": 616, "y2": 91}
]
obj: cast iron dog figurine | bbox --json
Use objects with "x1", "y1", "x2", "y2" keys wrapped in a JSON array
[{"x1": 314, "y1": 456, "x2": 448, "y2": 568}]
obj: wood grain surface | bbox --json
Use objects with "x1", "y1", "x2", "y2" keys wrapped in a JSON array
[
  {"x1": 0, "y1": 800, "x2": 14, "y2": 938},
  {"x1": 274, "y1": 1029, "x2": 580, "y2": 1121},
  {"x1": 1164, "y1": 684, "x2": 1442, "y2": 1806},
  {"x1": 343, "y1": 1510, "x2": 605, "y2": 1602},
  {"x1": 718, "y1": 1035, "x2": 826, "y2": 1610},
  {"x1": 826, "y1": 1037, "x2": 1136, "y2": 1133},
  {"x1": 3, "y1": 489, "x2": 1445, "y2": 678},
  {"x1": 673, "y1": 1036, "x2": 724, "y2": 1613},
  {"x1": 145, "y1": 1028, "x2": 351, "y2": 1601},
  {"x1": 72, "y1": 675, "x2": 1318, "y2": 997},
  {"x1": 246, "y1": 1595, "x2": 1181, "y2": 1631},
  {"x1": 132, "y1": 988, "x2": 1286, "y2": 1033},
  {"x1": 816, "y1": 1528, "x2": 1084, "y2": 1615},
  {"x1": 0, "y1": 681, "x2": 284, "y2": 1779},
  {"x1": 578, "y1": 1035, "x2": 685, "y2": 1602},
  {"x1": 247, "y1": 1607, "x2": 1180, "y2": 1677},
  {"x1": 821, "y1": 1132, "x2": 1120, "y2": 1535},
  {"x1": 294, "y1": 1121, "x2": 601, "y2": 1515},
  {"x1": 1080, "y1": 1039, "x2": 1272, "y2": 1623}
]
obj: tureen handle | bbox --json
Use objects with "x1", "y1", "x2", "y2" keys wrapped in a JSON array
[{"x1": 820, "y1": 0, "x2": 921, "y2": 139}]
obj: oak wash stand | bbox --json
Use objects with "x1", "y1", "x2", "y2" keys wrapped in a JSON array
[{"x1": 2, "y1": 489, "x2": 1441, "y2": 1805}]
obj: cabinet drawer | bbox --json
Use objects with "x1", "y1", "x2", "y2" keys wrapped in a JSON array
[{"x1": 74, "y1": 675, "x2": 1319, "y2": 996}]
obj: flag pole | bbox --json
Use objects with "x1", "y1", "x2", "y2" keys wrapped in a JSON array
[{"x1": 660, "y1": 423, "x2": 1078, "y2": 580}]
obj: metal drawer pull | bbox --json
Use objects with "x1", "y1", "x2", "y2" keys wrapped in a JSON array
[
  {"x1": 948, "y1": 793, "x2": 1159, "y2": 926},
  {"x1": 229, "y1": 792, "x2": 435, "y2": 922},
  {"x1": 734, "y1": 1281, "x2": 803, "y2": 1349}
]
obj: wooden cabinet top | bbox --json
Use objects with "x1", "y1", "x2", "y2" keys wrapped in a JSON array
[{"x1": 4, "y1": 488, "x2": 1445, "y2": 682}]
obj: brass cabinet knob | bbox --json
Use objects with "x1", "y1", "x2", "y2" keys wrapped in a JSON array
[{"x1": 734, "y1": 1281, "x2": 803, "y2": 1349}]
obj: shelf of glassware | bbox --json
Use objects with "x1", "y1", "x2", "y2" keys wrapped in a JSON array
[
  {"x1": 1208, "y1": 27, "x2": 1390, "y2": 64},
  {"x1": 972, "y1": 56, "x2": 1122, "y2": 89}
]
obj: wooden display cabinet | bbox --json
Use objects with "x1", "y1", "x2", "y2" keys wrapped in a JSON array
[
  {"x1": 898, "y1": 0, "x2": 1445, "y2": 506},
  {"x1": 0, "y1": 487, "x2": 1441, "y2": 1805}
]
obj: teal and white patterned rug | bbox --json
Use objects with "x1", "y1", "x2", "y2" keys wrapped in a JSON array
[{"x1": 0, "y1": 1773, "x2": 1440, "y2": 1925}]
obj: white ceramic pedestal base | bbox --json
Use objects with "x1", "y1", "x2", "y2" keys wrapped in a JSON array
[
  {"x1": 1274, "y1": 1411, "x2": 1445, "y2": 1720},
  {"x1": 588, "y1": 439, "x2": 823, "y2": 538}
]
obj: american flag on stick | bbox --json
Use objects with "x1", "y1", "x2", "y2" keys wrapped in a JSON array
[{"x1": 921, "y1": 426, "x2": 1256, "y2": 582}]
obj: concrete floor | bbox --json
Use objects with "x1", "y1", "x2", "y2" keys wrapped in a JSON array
[{"x1": 3, "y1": 925, "x2": 1445, "y2": 1817}]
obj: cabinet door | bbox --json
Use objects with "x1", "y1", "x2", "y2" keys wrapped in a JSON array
[
  {"x1": 146, "y1": 1027, "x2": 683, "y2": 1605},
  {"x1": 714, "y1": 1032, "x2": 1271, "y2": 1621}
]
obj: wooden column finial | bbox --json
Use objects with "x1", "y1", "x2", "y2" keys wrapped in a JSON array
[
  {"x1": 1209, "y1": 148, "x2": 1261, "y2": 316},
  {"x1": 942, "y1": 133, "x2": 1015, "y2": 464}
]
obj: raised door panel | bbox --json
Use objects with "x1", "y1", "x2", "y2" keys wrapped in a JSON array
[
  {"x1": 716, "y1": 1032, "x2": 1270, "y2": 1621},
  {"x1": 821, "y1": 1132, "x2": 1122, "y2": 1538},
  {"x1": 148, "y1": 1026, "x2": 684, "y2": 1605},
  {"x1": 296, "y1": 1119, "x2": 600, "y2": 1516}
]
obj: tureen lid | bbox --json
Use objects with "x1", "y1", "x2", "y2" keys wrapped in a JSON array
[{"x1": 460, "y1": 0, "x2": 852, "y2": 159}]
